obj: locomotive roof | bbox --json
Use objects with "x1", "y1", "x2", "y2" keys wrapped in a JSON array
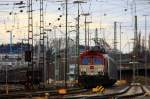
[{"x1": 80, "y1": 50, "x2": 104, "y2": 56}]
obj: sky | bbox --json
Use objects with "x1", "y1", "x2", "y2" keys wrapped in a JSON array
[{"x1": 0, "y1": 0, "x2": 150, "y2": 53}]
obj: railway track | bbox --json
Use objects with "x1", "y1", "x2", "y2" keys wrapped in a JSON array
[
  {"x1": 63, "y1": 83, "x2": 150, "y2": 99},
  {"x1": 63, "y1": 86, "x2": 130, "y2": 99},
  {"x1": 114, "y1": 84, "x2": 145, "y2": 99},
  {"x1": 0, "y1": 83, "x2": 149, "y2": 99},
  {"x1": 0, "y1": 87, "x2": 88, "y2": 99},
  {"x1": 49, "y1": 89, "x2": 90, "y2": 99}
]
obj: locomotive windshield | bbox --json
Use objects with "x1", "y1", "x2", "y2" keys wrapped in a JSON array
[
  {"x1": 82, "y1": 56, "x2": 103, "y2": 65},
  {"x1": 82, "y1": 56, "x2": 89, "y2": 65},
  {"x1": 93, "y1": 57, "x2": 102, "y2": 64}
]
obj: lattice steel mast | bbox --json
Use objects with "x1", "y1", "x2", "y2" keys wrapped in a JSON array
[
  {"x1": 27, "y1": 0, "x2": 33, "y2": 89},
  {"x1": 38, "y1": 0, "x2": 46, "y2": 84}
]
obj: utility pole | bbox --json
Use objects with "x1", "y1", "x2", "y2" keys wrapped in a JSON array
[
  {"x1": 86, "y1": 21, "x2": 92, "y2": 48},
  {"x1": 134, "y1": 16, "x2": 138, "y2": 50},
  {"x1": 65, "y1": 0, "x2": 68, "y2": 87},
  {"x1": 132, "y1": 16, "x2": 138, "y2": 83},
  {"x1": 95, "y1": 28, "x2": 98, "y2": 43},
  {"x1": 119, "y1": 23, "x2": 122, "y2": 80},
  {"x1": 114, "y1": 21, "x2": 117, "y2": 51},
  {"x1": 44, "y1": 29, "x2": 51, "y2": 83},
  {"x1": 149, "y1": 34, "x2": 150, "y2": 50},
  {"x1": 82, "y1": 13, "x2": 90, "y2": 50},
  {"x1": 6, "y1": 31, "x2": 13, "y2": 53},
  {"x1": 132, "y1": 0, "x2": 137, "y2": 83},
  {"x1": 5, "y1": 55, "x2": 8, "y2": 94},
  {"x1": 73, "y1": 0, "x2": 86, "y2": 85},
  {"x1": 54, "y1": 28, "x2": 60, "y2": 81},
  {"x1": 144, "y1": 15, "x2": 148, "y2": 85}
]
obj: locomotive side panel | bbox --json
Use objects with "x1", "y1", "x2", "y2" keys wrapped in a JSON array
[{"x1": 107, "y1": 57, "x2": 118, "y2": 80}]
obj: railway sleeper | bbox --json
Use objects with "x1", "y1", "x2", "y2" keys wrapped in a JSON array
[{"x1": 114, "y1": 85, "x2": 145, "y2": 99}]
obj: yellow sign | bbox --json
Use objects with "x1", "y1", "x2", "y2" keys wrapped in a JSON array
[{"x1": 92, "y1": 86, "x2": 105, "y2": 93}]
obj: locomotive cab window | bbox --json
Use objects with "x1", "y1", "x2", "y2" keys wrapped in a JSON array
[
  {"x1": 93, "y1": 57, "x2": 102, "y2": 64},
  {"x1": 82, "y1": 56, "x2": 89, "y2": 65}
]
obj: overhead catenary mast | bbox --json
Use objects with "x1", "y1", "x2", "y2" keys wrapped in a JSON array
[
  {"x1": 73, "y1": 0, "x2": 86, "y2": 81},
  {"x1": 27, "y1": 0, "x2": 33, "y2": 89},
  {"x1": 38, "y1": 0, "x2": 46, "y2": 84}
]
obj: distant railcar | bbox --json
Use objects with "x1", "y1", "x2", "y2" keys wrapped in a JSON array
[{"x1": 78, "y1": 50, "x2": 117, "y2": 88}]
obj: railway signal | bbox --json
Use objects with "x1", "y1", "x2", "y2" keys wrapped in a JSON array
[
  {"x1": 58, "y1": 88, "x2": 67, "y2": 95},
  {"x1": 25, "y1": 51, "x2": 31, "y2": 62}
]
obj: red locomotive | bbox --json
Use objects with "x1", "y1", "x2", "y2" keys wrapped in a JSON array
[{"x1": 78, "y1": 49, "x2": 117, "y2": 88}]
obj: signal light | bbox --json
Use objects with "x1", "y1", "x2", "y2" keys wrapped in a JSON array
[
  {"x1": 25, "y1": 51, "x2": 31, "y2": 62},
  {"x1": 58, "y1": 88, "x2": 67, "y2": 95}
]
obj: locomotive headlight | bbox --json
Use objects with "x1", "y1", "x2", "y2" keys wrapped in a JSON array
[
  {"x1": 80, "y1": 66, "x2": 87, "y2": 75},
  {"x1": 97, "y1": 69, "x2": 102, "y2": 72},
  {"x1": 98, "y1": 71, "x2": 103, "y2": 75},
  {"x1": 81, "y1": 71, "x2": 86, "y2": 75},
  {"x1": 81, "y1": 68, "x2": 86, "y2": 72}
]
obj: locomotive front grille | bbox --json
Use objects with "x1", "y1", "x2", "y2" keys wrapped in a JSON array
[{"x1": 80, "y1": 65, "x2": 104, "y2": 75}]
